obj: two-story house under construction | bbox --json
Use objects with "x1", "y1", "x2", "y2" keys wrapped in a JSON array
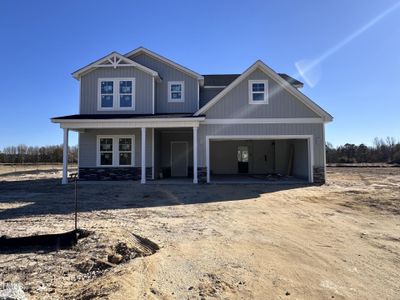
[{"x1": 52, "y1": 47, "x2": 333, "y2": 184}]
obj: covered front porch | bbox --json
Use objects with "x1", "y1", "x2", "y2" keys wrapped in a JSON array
[{"x1": 51, "y1": 114, "x2": 204, "y2": 184}]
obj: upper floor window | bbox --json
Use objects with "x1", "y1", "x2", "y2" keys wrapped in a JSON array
[
  {"x1": 168, "y1": 81, "x2": 184, "y2": 102},
  {"x1": 98, "y1": 78, "x2": 135, "y2": 110},
  {"x1": 248, "y1": 80, "x2": 268, "y2": 104}
]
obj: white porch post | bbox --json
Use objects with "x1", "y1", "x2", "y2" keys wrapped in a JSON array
[
  {"x1": 141, "y1": 127, "x2": 146, "y2": 184},
  {"x1": 193, "y1": 126, "x2": 198, "y2": 184},
  {"x1": 62, "y1": 128, "x2": 69, "y2": 184}
]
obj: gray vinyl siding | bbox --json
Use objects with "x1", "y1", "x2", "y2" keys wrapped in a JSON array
[
  {"x1": 80, "y1": 67, "x2": 153, "y2": 114},
  {"x1": 197, "y1": 123, "x2": 324, "y2": 168},
  {"x1": 204, "y1": 69, "x2": 320, "y2": 118},
  {"x1": 79, "y1": 128, "x2": 153, "y2": 167},
  {"x1": 128, "y1": 53, "x2": 199, "y2": 113}
]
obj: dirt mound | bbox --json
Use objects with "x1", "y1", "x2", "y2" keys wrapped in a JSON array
[
  {"x1": 74, "y1": 234, "x2": 159, "y2": 282},
  {"x1": 0, "y1": 228, "x2": 158, "y2": 299}
]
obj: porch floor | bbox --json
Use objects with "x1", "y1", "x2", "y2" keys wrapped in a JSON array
[
  {"x1": 210, "y1": 174, "x2": 308, "y2": 184},
  {"x1": 148, "y1": 178, "x2": 194, "y2": 185}
]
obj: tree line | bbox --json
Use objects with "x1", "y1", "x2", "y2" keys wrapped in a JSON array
[
  {"x1": 326, "y1": 137, "x2": 400, "y2": 164},
  {"x1": 1, "y1": 137, "x2": 399, "y2": 164},
  {"x1": 0, "y1": 145, "x2": 78, "y2": 164}
]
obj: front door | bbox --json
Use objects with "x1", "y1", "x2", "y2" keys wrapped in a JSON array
[
  {"x1": 237, "y1": 145, "x2": 249, "y2": 173},
  {"x1": 171, "y1": 141, "x2": 188, "y2": 177}
]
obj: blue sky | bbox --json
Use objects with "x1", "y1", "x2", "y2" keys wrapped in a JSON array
[{"x1": 0, "y1": 0, "x2": 399, "y2": 148}]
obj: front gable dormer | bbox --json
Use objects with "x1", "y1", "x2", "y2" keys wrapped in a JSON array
[{"x1": 76, "y1": 52, "x2": 159, "y2": 114}]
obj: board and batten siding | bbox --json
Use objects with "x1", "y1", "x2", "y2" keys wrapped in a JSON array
[
  {"x1": 80, "y1": 67, "x2": 153, "y2": 114},
  {"x1": 197, "y1": 123, "x2": 324, "y2": 168},
  {"x1": 129, "y1": 53, "x2": 199, "y2": 113},
  {"x1": 79, "y1": 129, "x2": 153, "y2": 167},
  {"x1": 204, "y1": 69, "x2": 320, "y2": 119}
]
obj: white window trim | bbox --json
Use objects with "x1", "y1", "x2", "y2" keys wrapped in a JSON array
[
  {"x1": 168, "y1": 81, "x2": 185, "y2": 102},
  {"x1": 248, "y1": 80, "x2": 268, "y2": 104},
  {"x1": 96, "y1": 135, "x2": 135, "y2": 167},
  {"x1": 98, "y1": 78, "x2": 136, "y2": 111}
]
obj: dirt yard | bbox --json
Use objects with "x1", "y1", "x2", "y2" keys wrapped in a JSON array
[{"x1": 0, "y1": 167, "x2": 399, "y2": 299}]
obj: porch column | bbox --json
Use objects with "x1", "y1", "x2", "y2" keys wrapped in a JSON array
[
  {"x1": 141, "y1": 127, "x2": 146, "y2": 184},
  {"x1": 62, "y1": 128, "x2": 69, "y2": 184},
  {"x1": 193, "y1": 126, "x2": 198, "y2": 184}
]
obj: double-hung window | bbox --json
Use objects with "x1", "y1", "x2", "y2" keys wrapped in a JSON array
[
  {"x1": 98, "y1": 78, "x2": 135, "y2": 110},
  {"x1": 97, "y1": 136, "x2": 135, "y2": 167},
  {"x1": 99, "y1": 138, "x2": 113, "y2": 166},
  {"x1": 168, "y1": 81, "x2": 184, "y2": 102},
  {"x1": 118, "y1": 138, "x2": 133, "y2": 165},
  {"x1": 248, "y1": 80, "x2": 268, "y2": 104}
]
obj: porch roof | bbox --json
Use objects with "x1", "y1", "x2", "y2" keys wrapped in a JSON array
[
  {"x1": 51, "y1": 113, "x2": 205, "y2": 129},
  {"x1": 51, "y1": 113, "x2": 202, "y2": 120}
]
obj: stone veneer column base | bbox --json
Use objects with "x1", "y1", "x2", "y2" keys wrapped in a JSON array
[
  {"x1": 313, "y1": 167, "x2": 325, "y2": 185},
  {"x1": 197, "y1": 167, "x2": 207, "y2": 183},
  {"x1": 79, "y1": 167, "x2": 154, "y2": 181},
  {"x1": 145, "y1": 167, "x2": 152, "y2": 180},
  {"x1": 79, "y1": 167, "x2": 139, "y2": 181}
]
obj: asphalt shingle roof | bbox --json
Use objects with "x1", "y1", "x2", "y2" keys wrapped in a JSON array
[{"x1": 203, "y1": 73, "x2": 303, "y2": 88}]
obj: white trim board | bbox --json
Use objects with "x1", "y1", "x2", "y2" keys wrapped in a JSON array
[
  {"x1": 152, "y1": 77, "x2": 155, "y2": 114},
  {"x1": 151, "y1": 128, "x2": 155, "y2": 180},
  {"x1": 125, "y1": 47, "x2": 204, "y2": 80},
  {"x1": 205, "y1": 135, "x2": 314, "y2": 184},
  {"x1": 194, "y1": 60, "x2": 333, "y2": 122},
  {"x1": 202, "y1": 118, "x2": 324, "y2": 124},
  {"x1": 72, "y1": 52, "x2": 159, "y2": 80},
  {"x1": 52, "y1": 118, "x2": 204, "y2": 129}
]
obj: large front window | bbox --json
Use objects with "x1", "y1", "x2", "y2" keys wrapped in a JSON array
[
  {"x1": 98, "y1": 78, "x2": 135, "y2": 110},
  {"x1": 249, "y1": 80, "x2": 268, "y2": 104},
  {"x1": 97, "y1": 136, "x2": 134, "y2": 166},
  {"x1": 168, "y1": 81, "x2": 184, "y2": 102}
]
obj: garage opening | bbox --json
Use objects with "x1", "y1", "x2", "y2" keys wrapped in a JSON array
[{"x1": 208, "y1": 137, "x2": 312, "y2": 183}]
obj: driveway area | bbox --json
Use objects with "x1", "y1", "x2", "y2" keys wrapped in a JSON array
[{"x1": 0, "y1": 168, "x2": 399, "y2": 299}]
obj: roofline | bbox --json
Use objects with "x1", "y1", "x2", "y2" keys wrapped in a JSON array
[
  {"x1": 71, "y1": 51, "x2": 159, "y2": 80},
  {"x1": 125, "y1": 47, "x2": 204, "y2": 81},
  {"x1": 194, "y1": 60, "x2": 333, "y2": 122},
  {"x1": 51, "y1": 116, "x2": 205, "y2": 123}
]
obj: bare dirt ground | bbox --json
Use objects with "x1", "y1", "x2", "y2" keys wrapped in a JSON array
[
  {"x1": 0, "y1": 164, "x2": 77, "y2": 181},
  {"x1": 0, "y1": 167, "x2": 399, "y2": 299}
]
